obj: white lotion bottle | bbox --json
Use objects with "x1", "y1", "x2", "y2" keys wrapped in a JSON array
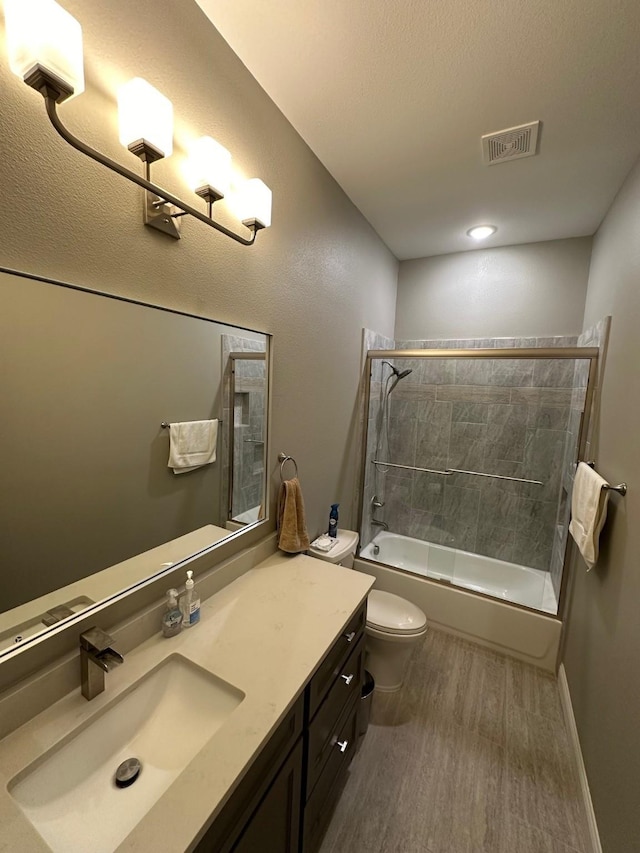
[{"x1": 181, "y1": 569, "x2": 200, "y2": 628}]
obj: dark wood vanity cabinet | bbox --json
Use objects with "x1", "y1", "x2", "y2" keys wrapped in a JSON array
[{"x1": 195, "y1": 602, "x2": 367, "y2": 853}]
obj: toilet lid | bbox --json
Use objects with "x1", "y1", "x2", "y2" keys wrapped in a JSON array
[{"x1": 367, "y1": 590, "x2": 427, "y2": 635}]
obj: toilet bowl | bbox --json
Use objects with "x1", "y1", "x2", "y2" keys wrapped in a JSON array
[{"x1": 308, "y1": 529, "x2": 428, "y2": 692}]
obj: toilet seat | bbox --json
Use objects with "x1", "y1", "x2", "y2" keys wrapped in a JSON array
[{"x1": 366, "y1": 590, "x2": 427, "y2": 636}]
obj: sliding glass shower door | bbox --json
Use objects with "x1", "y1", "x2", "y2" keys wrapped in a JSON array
[{"x1": 359, "y1": 347, "x2": 597, "y2": 615}]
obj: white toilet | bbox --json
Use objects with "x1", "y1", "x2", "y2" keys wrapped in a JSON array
[{"x1": 308, "y1": 529, "x2": 428, "y2": 692}]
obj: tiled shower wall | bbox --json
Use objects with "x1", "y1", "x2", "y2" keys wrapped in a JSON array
[
  {"x1": 363, "y1": 336, "x2": 590, "y2": 577},
  {"x1": 221, "y1": 336, "x2": 266, "y2": 521}
]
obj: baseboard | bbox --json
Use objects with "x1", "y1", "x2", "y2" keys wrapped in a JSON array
[{"x1": 558, "y1": 664, "x2": 602, "y2": 853}]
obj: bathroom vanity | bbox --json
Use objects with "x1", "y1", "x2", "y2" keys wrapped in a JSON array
[{"x1": 0, "y1": 552, "x2": 374, "y2": 852}]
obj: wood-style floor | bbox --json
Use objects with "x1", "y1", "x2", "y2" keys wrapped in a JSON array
[{"x1": 319, "y1": 629, "x2": 589, "y2": 853}]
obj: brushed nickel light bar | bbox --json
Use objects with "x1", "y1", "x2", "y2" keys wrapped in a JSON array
[{"x1": 5, "y1": 0, "x2": 272, "y2": 246}]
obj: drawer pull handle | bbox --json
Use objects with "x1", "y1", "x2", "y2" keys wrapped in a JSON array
[
  {"x1": 336, "y1": 739, "x2": 349, "y2": 753},
  {"x1": 344, "y1": 631, "x2": 356, "y2": 643},
  {"x1": 340, "y1": 673, "x2": 354, "y2": 686}
]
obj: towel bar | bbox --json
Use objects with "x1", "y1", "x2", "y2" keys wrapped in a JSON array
[
  {"x1": 161, "y1": 419, "x2": 222, "y2": 429},
  {"x1": 585, "y1": 461, "x2": 627, "y2": 496},
  {"x1": 278, "y1": 452, "x2": 299, "y2": 482}
]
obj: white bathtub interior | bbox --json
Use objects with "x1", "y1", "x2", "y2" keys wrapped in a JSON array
[{"x1": 360, "y1": 531, "x2": 558, "y2": 615}]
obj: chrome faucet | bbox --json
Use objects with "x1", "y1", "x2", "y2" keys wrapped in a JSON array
[
  {"x1": 80, "y1": 627, "x2": 124, "y2": 700},
  {"x1": 371, "y1": 518, "x2": 389, "y2": 531}
]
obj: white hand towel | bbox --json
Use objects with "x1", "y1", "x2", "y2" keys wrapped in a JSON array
[
  {"x1": 569, "y1": 461, "x2": 610, "y2": 570},
  {"x1": 168, "y1": 419, "x2": 218, "y2": 474}
]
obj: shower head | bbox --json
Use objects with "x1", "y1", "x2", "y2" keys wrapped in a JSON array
[{"x1": 382, "y1": 360, "x2": 413, "y2": 381}]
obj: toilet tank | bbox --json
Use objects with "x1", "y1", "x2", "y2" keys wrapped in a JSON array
[{"x1": 308, "y1": 529, "x2": 359, "y2": 567}]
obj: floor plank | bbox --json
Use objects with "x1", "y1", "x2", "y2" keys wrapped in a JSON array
[{"x1": 319, "y1": 628, "x2": 589, "y2": 853}]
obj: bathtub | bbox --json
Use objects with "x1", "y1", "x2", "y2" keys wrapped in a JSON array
[{"x1": 360, "y1": 531, "x2": 557, "y2": 615}]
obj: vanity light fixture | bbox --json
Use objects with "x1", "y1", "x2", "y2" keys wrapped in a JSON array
[
  {"x1": 4, "y1": 0, "x2": 271, "y2": 246},
  {"x1": 466, "y1": 224, "x2": 497, "y2": 241}
]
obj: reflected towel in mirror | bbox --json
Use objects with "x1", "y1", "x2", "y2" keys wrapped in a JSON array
[
  {"x1": 569, "y1": 461, "x2": 610, "y2": 570},
  {"x1": 277, "y1": 477, "x2": 310, "y2": 553},
  {"x1": 168, "y1": 419, "x2": 218, "y2": 474}
]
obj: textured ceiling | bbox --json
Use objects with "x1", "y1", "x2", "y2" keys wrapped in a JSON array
[{"x1": 197, "y1": 0, "x2": 640, "y2": 260}]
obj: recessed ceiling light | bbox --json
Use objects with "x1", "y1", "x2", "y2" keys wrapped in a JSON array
[
  {"x1": 467, "y1": 225, "x2": 498, "y2": 240},
  {"x1": 466, "y1": 225, "x2": 497, "y2": 241}
]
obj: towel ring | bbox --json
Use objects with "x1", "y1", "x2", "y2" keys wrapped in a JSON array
[{"x1": 278, "y1": 452, "x2": 299, "y2": 482}]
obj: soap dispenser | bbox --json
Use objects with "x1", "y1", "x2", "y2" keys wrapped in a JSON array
[
  {"x1": 162, "y1": 588, "x2": 182, "y2": 638},
  {"x1": 181, "y1": 570, "x2": 201, "y2": 628}
]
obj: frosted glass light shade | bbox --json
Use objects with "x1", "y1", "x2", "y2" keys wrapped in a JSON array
[
  {"x1": 118, "y1": 78, "x2": 173, "y2": 159},
  {"x1": 236, "y1": 179, "x2": 272, "y2": 229},
  {"x1": 188, "y1": 136, "x2": 232, "y2": 199},
  {"x1": 4, "y1": 0, "x2": 85, "y2": 97}
]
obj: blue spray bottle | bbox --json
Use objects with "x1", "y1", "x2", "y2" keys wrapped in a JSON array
[{"x1": 328, "y1": 503, "x2": 339, "y2": 538}]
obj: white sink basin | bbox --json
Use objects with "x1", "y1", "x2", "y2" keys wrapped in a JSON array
[{"x1": 9, "y1": 654, "x2": 244, "y2": 853}]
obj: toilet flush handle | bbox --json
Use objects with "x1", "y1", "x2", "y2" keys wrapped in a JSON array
[
  {"x1": 336, "y1": 739, "x2": 349, "y2": 753},
  {"x1": 344, "y1": 631, "x2": 356, "y2": 643},
  {"x1": 340, "y1": 673, "x2": 354, "y2": 686}
]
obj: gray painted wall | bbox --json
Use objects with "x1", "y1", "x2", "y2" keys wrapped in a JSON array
[
  {"x1": 562, "y1": 157, "x2": 640, "y2": 853},
  {"x1": 0, "y1": 0, "x2": 398, "y2": 556},
  {"x1": 395, "y1": 238, "x2": 592, "y2": 340}
]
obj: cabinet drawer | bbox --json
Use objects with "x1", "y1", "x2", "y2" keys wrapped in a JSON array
[
  {"x1": 307, "y1": 602, "x2": 366, "y2": 718},
  {"x1": 303, "y1": 694, "x2": 359, "y2": 853},
  {"x1": 306, "y1": 636, "x2": 364, "y2": 799}
]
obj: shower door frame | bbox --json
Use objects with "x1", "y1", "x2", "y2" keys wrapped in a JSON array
[{"x1": 358, "y1": 347, "x2": 600, "y2": 619}]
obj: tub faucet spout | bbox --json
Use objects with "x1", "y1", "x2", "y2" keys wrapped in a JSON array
[{"x1": 371, "y1": 518, "x2": 389, "y2": 531}]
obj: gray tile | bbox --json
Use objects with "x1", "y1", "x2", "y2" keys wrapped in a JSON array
[
  {"x1": 510, "y1": 387, "x2": 572, "y2": 406},
  {"x1": 485, "y1": 403, "x2": 528, "y2": 463},
  {"x1": 535, "y1": 336, "x2": 578, "y2": 347},
  {"x1": 512, "y1": 535, "x2": 553, "y2": 571},
  {"x1": 491, "y1": 359, "x2": 535, "y2": 387},
  {"x1": 412, "y1": 471, "x2": 445, "y2": 514},
  {"x1": 454, "y1": 358, "x2": 494, "y2": 385},
  {"x1": 478, "y1": 485, "x2": 520, "y2": 529},
  {"x1": 421, "y1": 357, "x2": 456, "y2": 385},
  {"x1": 391, "y1": 380, "x2": 435, "y2": 402},
  {"x1": 437, "y1": 385, "x2": 511, "y2": 404},
  {"x1": 451, "y1": 402, "x2": 489, "y2": 423},
  {"x1": 440, "y1": 485, "x2": 481, "y2": 551},
  {"x1": 415, "y1": 401, "x2": 452, "y2": 470},
  {"x1": 448, "y1": 422, "x2": 487, "y2": 470},
  {"x1": 388, "y1": 415, "x2": 417, "y2": 467},
  {"x1": 405, "y1": 509, "x2": 446, "y2": 543},
  {"x1": 476, "y1": 524, "x2": 516, "y2": 562},
  {"x1": 532, "y1": 358, "x2": 576, "y2": 388},
  {"x1": 526, "y1": 404, "x2": 569, "y2": 430},
  {"x1": 443, "y1": 484, "x2": 481, "y2": 522},
  {"x1": 440, "y1": 515, "x2": 478, "y2": 553},
  {"x1": 522, "y1": 428, "x2": 565, "y2": 502}
]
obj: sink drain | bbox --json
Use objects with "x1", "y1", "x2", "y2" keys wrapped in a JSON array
[{"x1": 115, "y1": 757, "x2": 142, "y2": 788}]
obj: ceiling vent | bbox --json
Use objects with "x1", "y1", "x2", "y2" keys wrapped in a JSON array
[{"x1": 482, "y1": 121, "x2": 540, "y2": 165}]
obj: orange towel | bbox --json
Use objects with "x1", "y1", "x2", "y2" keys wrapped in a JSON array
[{"x1": 277, "y1": 477, "x2": 310, "y2": 553}]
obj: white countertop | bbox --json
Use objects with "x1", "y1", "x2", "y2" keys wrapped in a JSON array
[{"x1": 0, "y1": 553, "x2": 374, "y2": 852}]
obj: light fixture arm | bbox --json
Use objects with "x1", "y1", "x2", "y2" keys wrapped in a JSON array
[{"x1": 42, "y1": 94, "x2": 259, "y2": 246}]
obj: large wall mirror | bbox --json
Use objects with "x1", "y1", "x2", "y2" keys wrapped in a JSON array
[{"x1": 0, "y1": 268, "x2": 270, "y2": 657}]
